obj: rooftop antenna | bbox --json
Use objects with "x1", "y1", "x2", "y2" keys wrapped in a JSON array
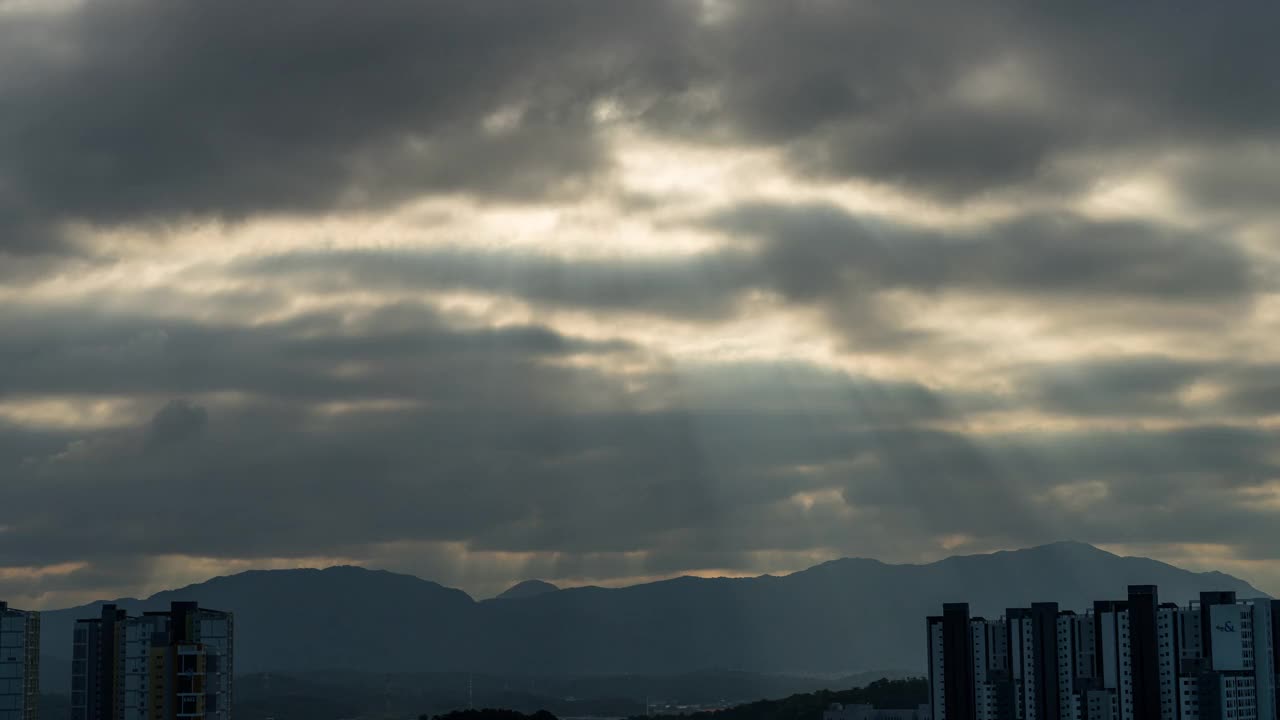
[{"x1": 468, "y1": 673, "x2": 474, "y2": 709}]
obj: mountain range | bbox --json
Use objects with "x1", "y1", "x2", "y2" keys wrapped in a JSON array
[{"x1": 36, "y1": 541, "x2": 1266, "y2": 689}]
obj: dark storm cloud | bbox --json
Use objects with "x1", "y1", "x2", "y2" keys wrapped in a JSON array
[
  {"x1": 681, "y1": 1, "x2": 1280, "y2": 198},
  {"x1": 238, "y1": 203, "x2": 1252, "y2": 350},
  {"x1": 674, "y1": 0, "x2": 1068, "y2": 194},
  {"x1": 664, "y1": 362, "x2": 975, "y2": 418},
  {"x1": 788, "y1": 109, "x2": 1068, "y2": 199},
  {"x1": 704, "y1": 202, "x2": 1254, "y2": 350},
  {"x1": 0, "y1": 556, "x2": 160, "y2": 610},
  {"x1": 0, "y1": 420, "x2": 76, "y2": 466},
  {"x1": 0, "y1": 362, "x2": 966, "y2": 568},
  {"x1": 716, "y1": 203, "x2": 1251, "y2": 302},
  {"x1": 0, "y1": 0, "x2": 696, "y2": 254},
  {"x1": 3, "y1": 300, "x2": 1279, "y2": 584},
  {"x1": 244, "y1": 248, "x2": 759, "y2": 321},
  {"x1": 0, "y1": 291, "x2": 974, "y2": 572},
  {"x1": 1015, "y1": 356, "x2": 1211, "y2": 417},
  {"x1": 1009, "y1": 356, "x2": 1280, "y2": 419},
  {"x1": 6, "y1": 398, "x2": 1280, "y2": 577},
  {"x1": 147, "y1": 399, "x2": 208, "y2": 449},
  {"x1": 6, "y1": 0, "x2": 1278, "y2": 260},
  {"x1": 4, "y1": 0, "x2": 1280, "y2": 600},
  {"x1": 832, "y1": 425, "x2": 1280, "y2": 550},
  {"x1": 1005, "y1": 4, "x2": 1280, "y2": 137},
  {"x1": 1211, "y1": 365, "x2": 1280, "y2": 417},
  {"x1": 0, "y1": 303, "x2": 634, "y2": 407},
  {"x1": 0, "y1": 296, "x2": 983, "y2": 573},
  {"x1": 1172, "y1": 148, "x2": 1280, "y2": 216}
]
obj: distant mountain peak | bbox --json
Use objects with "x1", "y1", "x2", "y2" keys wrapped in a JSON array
[
  {"x1": 1021, "y1": 540, "x2": 1113, "y2": 555},
  {"x1": 1030, "y1": 539, "x2": 1104, "y2": 550},
  {"x1": 494, "y1": 579, "x2": 560, "y2": 600},
  {"x1": 986, "y1": 540, "x2": 1106, "y2": 554},
  {"x1": 935, "y1": 540, "x2": 1114, "y2": 564}
]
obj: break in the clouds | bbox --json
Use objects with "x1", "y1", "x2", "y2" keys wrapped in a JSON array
[{"x1": 2, "y1": 0, "x2": 1280, "y2": 608}]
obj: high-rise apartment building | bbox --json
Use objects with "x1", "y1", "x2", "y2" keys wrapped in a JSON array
[
  {"x1": 930, "y1": 603, "x2": 979, "y2": 720},
  {"x1": 928, "y1": 587, "x2": 1278, "y2": 720},
  {"x1": 0, "y1": 602, "x2": 40, "y2": 720},
  {"x1": 72, "y1": 602, "x2": 233, "y2": 720}
]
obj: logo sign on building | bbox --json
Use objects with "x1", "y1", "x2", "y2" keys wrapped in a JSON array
[{"x1": 1210, "y1": 604, "x2": 1246, "y2": 671}]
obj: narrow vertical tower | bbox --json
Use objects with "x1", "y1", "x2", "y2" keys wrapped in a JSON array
[
  {"x1": 1272, "y1": 600, "x2": 1280, "y2": 720},
  {"x1": 1029, "y1": 602, "x2": 1061, "y2": 720},
  {"x1": 1126, "y1": 585, "x2": 1161, "y2": 720},
  {"x1": 0, "y1": 601, "x2": 41, "y2": 720},
  {"x1": 928, "y1": 603, "x2": 977, "y2": 720},
  {"x1": 72, "y1": 604, "x2": 128, "y2": 720}
]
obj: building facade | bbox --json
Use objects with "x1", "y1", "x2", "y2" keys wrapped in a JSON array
[
  {"x1": 0, "y1": 602, "x2": 39, "y2": 720},
  {"x1": 72, "y1": 602, "x2": 233, "y2": 720},
  {"x1": 927, "y1": 587, "x2": 1280, "y2": 720}
]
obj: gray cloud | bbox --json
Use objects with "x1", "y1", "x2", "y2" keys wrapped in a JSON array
[
  {"x1": 0, "y1": 303, "x2": 635, "y2": 408},
  {"x1": 835, "y1": 425, "x2": 1280, "y2": 551},
  {"x1": 1014, "y1": 356, "x2": 1210, "y2": 417},
  {"x1": 1008, "y1": 356, "x2": 1280, "y2": 419},
  {"x1": 1208, "y1": 365, "x2": 1280, "y2": 417},
  {"x1": 236, "y1": 203, "x2": 1253, "y2": 355},
  {"x1": 677, "y1": 2, "x2": 1280, "y2": 198},
  {"x1": 0, "y1": 405, "x2": 931, "y2": 567},
  {"x1": 4, "y1": 300, "x2": 1280, "y2": 599},
  {"x1": 0, "y1": 0, "x2": 697, "y2": 254},
  {"x1": 147, "y1": 399, "x2": 208, "y2": 449},
  {"x1": 244, "y1": 248, "x2": 758, "y2": 322},
  {"x1": 713, "y1": 203, "x2": 1254, "y2": 350},
  {"x1": 788, "y1": 108, "x2": 1068, "y2": 199},
  {"x1": 0, "y1": 556, "x2": 160, "y2": 609},
  {"x1": 6, "y1": 397, "x2": 1280, "y2": 587},
  {"x1": 717, "y1": 203, "x2": 1252, "y2": 302},
  {"x1": 1173, "y1": 147, "x2": 1280, "y2": 217},
  {"x1": 4, "y1": 0, "x2": 1280, "y2": 603},
  {"x1": 8, "y1": 0, "x2": 1279, "y2": 260},
  {"x1": 0, "y1": 299, "x2": 974, "y2": 572}
]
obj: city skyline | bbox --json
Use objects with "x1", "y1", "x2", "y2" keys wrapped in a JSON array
[{"x1": 928, "y1": 586, "x2": 1280, "y2": 720}]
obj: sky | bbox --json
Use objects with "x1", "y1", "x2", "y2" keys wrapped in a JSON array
[{"x1": 3, "y1": 0, "x2": 1280, "y2": 609}]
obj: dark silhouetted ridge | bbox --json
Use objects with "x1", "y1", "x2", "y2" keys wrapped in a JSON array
[
  {"x1": 493, "y1": 580, "x2": 560, "y2": 601},
  {"x1": 36, "y1": 543, "x2": 1266, "y2": 686}
]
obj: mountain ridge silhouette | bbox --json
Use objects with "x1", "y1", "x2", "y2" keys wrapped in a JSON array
[{"x1": 36, "y1": 541, "x2": 1266, "y2": 689}]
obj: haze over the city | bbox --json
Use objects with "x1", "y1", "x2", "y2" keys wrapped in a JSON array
[{"x1": 3, "y1": 0, "x2": 1280, "y2": 610}]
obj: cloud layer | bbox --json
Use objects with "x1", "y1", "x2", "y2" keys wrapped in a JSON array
[{"x1": 2, "y1": 0, "x2": 1279, "y2": 607}]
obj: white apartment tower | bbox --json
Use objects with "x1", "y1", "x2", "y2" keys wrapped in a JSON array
[{"x1": 72, "y1": 601, "x2": 233, "y2": 720}]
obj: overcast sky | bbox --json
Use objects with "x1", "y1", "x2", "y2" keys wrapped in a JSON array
[{"x1": 3, "y1": 0, "x2": 1280, "y2": 609}]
